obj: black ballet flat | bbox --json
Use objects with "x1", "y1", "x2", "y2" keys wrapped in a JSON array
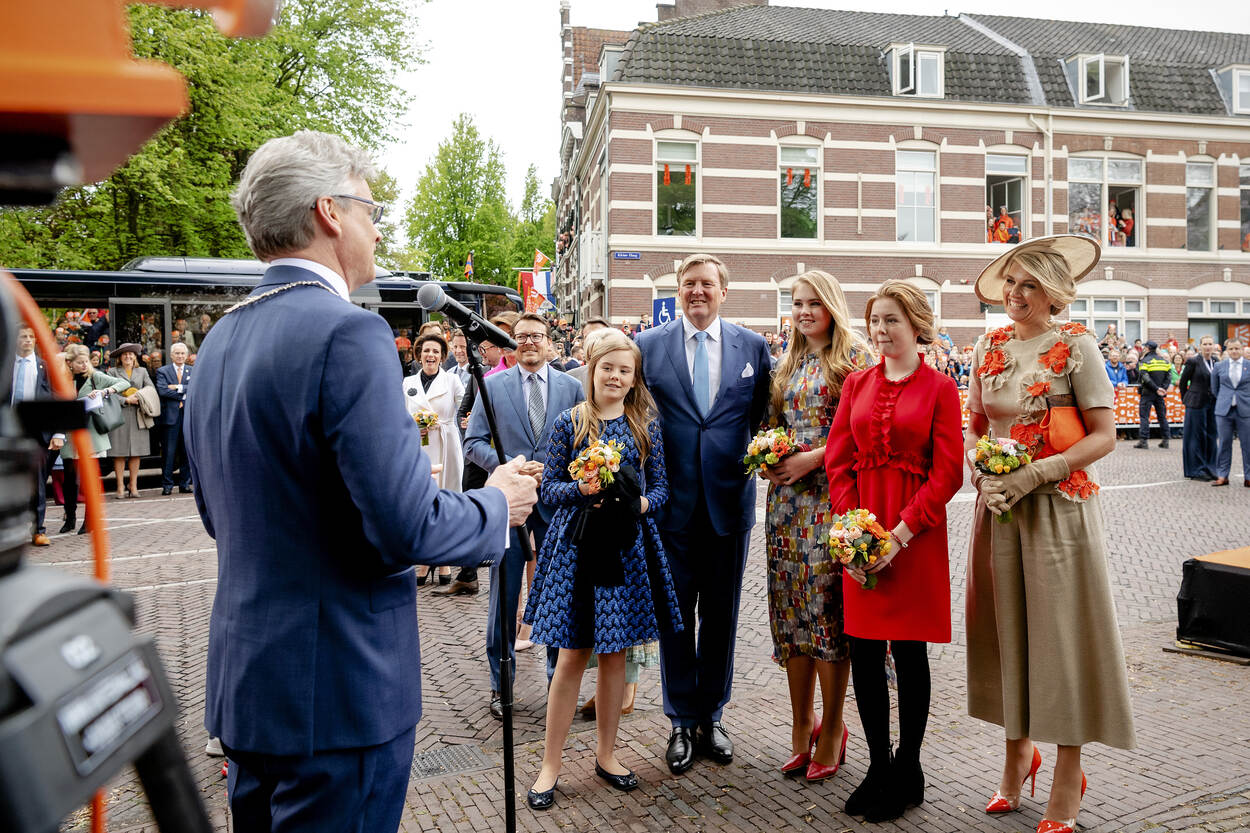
[
  {"x1": 595, "y1": 762, "x2": 639, "y2": 792},
  {"x1": 526, "y1": 779, "x2": 557, "y2": 810}
]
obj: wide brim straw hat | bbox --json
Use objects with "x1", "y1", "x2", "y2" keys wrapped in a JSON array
[{"x1": 974, "y1": 234, "x2": 1101, "y2": 305}]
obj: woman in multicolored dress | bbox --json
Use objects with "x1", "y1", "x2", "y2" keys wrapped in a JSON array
[
  {"x1": 965, "y1": 236, "x2": 1135, "y2": 833},
  {"x1": 760, "y1": 270, "x2": 872, "y2": 782}
]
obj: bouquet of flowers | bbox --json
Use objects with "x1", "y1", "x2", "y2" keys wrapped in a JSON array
[
  {"x1": 973, "y1": 435, "x2": 1032, "y2": 523},
  {"x1": 743, "y1": 427, "x2": 805, "y2": 477},
  {"x1": 412, "y1": 408, "x2": 439, "y2": 445},
  {"x1": 828, "y1": 508, "x2": 892, "y2": 590},
  {"x1": 568, "y1": 438, "x2": 624, "y2": 490}
]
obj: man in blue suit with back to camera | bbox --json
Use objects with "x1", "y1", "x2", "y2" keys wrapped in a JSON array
[
  {"x1": 636, "y1": 253, "x2": 771, "y2": 774},
  {"x1": 184, "y1": 130, "x2": 539, "y2": 833},
  {"x1": 464, "y1": 311, "x2": 585, "y2": 719}
]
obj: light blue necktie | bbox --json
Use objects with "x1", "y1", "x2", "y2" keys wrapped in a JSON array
[
  {"x1": 693, "y1": 330, "x2": 710, "y2": 416},
  {"x1": 13, "y1": 358, "x2": 28, "y2": 403}
]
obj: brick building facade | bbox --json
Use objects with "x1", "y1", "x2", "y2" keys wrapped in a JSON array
[{"x1": 554, "y1": 2, "x2": 1250, "y2": 349}]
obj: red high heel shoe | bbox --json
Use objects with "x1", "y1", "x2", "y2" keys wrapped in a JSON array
[
  {"x1": 1036, "y1": 772, "x2": 1087, "y2": 833},
  {"x1": 805, "y1": 724, "x2": 849, "y2": 782},
  {"x1": 780, "y1": 719, "x2": 821, "y2": 775},
  {"x1": 985, "y1": 745, "x2": 1042, "y2": 813}
]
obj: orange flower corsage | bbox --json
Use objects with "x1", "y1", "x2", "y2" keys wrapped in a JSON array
[
  {"x1": 1009, "y1": 421, "x2": 1045, "y2": 456},
  {"x1": 1038, "y1": 341, "x2": 1071, "y2": 375},
  {"x1": 1059, "y1": 321, "x2": 1088, "y2": 336},
  {"x1": 1026, "y1": 380, "x2": 1051, "y2": 397},
  {"x1": 978, "y1": 348, "x2": 1008, "y2": 377},
  {"x1": 1056, "y1": 469, "x2": 1099, "y2": 501},
  {"x1": 987, "y1": 325, "x2": 1014, "y2": 347}
]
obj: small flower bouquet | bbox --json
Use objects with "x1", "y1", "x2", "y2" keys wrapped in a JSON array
[
  {"x1": 568, "y1": 438, "x2": 624, "y2": 490},
  {"x1": 743, "y1": 427, "x2": 806, "y2": 477},
  {"x1": 974, "y1": 435, "x2": 1032, "y2": 523},
  {"x1": 829, "y1": 508, "x2": 892, "y2": 590},
  {"x1": 412, "y1": 408, "x2": 439, "y2": 445}
]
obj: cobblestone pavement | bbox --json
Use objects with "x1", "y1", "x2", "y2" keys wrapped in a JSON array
[{"x1": 37, "y1": 440, "x2": 1249, "y2": 832}]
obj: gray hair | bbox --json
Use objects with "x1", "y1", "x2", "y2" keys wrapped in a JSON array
[{"x1": 232, "y1": 131, "x2": 377, "y2": 260}]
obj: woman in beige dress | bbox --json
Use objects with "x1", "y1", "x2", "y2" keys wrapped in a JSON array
[
  {"x1": 106, "y1": 343, "x2": 154, "y2": 498},
  {"x1": 964, "y1": 235, "x2": 1135, "y2": 833}
]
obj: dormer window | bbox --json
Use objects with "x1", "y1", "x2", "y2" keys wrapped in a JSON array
[
  {"x1": 1070, "y1": 53, "x2": 1130, "y2": 105},
  {"x1": 600, "y1": 44, "x2": 623, "y2": 85},
  {"x1": 1214, "y1": 65, "x2": 1250, "y2": 115},
  {"x1": 890, "y1": 43, "x2": 944, "y2": 98}
]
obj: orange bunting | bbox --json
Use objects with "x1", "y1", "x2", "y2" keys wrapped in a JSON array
[
  {"x1": 786, "y1": 167, "x2": 793, "y2": 186},
  {"x1": 803, "y1": 168, "x2": 811, "y2": 188},
  {"x1": 663, "y1": 164, "x2": 670, "y2": 186},
  {"x1": 684, "y1": 164, "x2": 691, "y2": 185}
]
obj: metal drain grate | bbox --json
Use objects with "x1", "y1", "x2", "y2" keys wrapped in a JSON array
[{"x1": 410, "y1": 744, "x2": 495, "y2": 780}]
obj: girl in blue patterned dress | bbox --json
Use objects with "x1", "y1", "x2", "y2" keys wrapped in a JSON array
[{"x1": 524, "y1": 331, "x2": 682, "y2": 810}]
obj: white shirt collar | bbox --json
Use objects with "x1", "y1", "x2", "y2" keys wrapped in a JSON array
[
  {"x1": 269, "y1": 257, "x2": 352, "y2": 302},
  {"x1": 682, "y1": 315, "x2": 722, "y2": 343},
  {"x1": 521, "y1": 363, "x2": 548, "y2": 384}
]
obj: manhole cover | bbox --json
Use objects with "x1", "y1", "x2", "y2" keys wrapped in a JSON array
[{"x1": 411, "y1": 744, "x2": 495, "y2": 780}]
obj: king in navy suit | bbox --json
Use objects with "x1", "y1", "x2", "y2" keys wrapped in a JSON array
[
  {"x1": 635, "y1": 254, "x2": 771, "y2": 774},
  {"x1": 184, "y1": 131, "x2": 537, "y2": 833}
]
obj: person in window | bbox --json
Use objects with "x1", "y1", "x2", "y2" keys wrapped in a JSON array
[
  {"x1": 992, "y1": 206, "x2": 1016, "y2": 243},
  {"x1": 1119, "y1": 208, "x2": 1135, "y2": 247}
]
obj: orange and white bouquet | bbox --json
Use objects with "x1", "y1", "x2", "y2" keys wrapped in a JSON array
[
  {"x1": 412, "y1": 408, "x2": 439, "y2": 444},
  {"x1": 828, "y1": 508, "x2": 892, "y2": 590},
  {"x1": 743, "y1": 427, "x2": 807, "y2": 477},
  {"x1": 568, "y1": 438, "x2": 624, "y2": 490}
]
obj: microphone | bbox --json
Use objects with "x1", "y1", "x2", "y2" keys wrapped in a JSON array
[{"x1": 416, "y1": 284, "x2": 516, "y2": 350}]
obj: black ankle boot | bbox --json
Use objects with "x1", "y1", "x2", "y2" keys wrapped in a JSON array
[
  {"x1": 865, "y1": 753, "x2": 924, "y2": 822},
  {"x1": 58, "y1": 517, "x2": 76, "y2": 534},
  {"x1": 845, "y1": 755, "x2": 892, "y2": 817},
  {"x1": 77, "y1": 523, "x2": 89, "y2": 535}
]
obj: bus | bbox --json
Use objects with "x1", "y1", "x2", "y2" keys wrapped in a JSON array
[{"x1": 10, "y1": 257, "x2": 522, "y2": 361}]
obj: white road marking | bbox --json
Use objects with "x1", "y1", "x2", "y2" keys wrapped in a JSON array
[{"x1": 50, "y1": 547, "x2": 216, "y2": 568}]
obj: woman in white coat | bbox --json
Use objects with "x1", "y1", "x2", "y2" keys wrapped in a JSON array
[{"x1": 403, "y1": 333, "x2": 466, "y2": 585}]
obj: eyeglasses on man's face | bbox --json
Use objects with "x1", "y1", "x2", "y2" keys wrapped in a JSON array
[
  {"x1": 513, "y1": 332, "x2": 547, "y2": 344},
  {"x1": 312, "y1": 194, "x2": 385, "y2": 224}
]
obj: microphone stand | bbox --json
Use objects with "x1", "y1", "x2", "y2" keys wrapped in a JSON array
[{"x1": 463, "y1": 338, "x2": 527, "y2": 833}]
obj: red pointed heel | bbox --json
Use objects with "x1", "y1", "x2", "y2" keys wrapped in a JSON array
[
  {"x1": 1036, "y1": 771, "x2": 1087, "y2": 833},
  {"x1": 780, "y1": 719, "x2": 821, "y2": 776},
  {"x1": 805, "y1": 725, "x2": 849, "y2": 782},
  {"x1": 985, "y1": 744, "x2": 1042, "y2": 814}
]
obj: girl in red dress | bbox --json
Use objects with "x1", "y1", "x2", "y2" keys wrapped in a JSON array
[{"x1": 823, "y1": 281, "x2": 964, "y2": 823}]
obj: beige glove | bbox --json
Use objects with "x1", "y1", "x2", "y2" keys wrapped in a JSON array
[{"x1": 982, "y1": 454, "x2": 1070, "y2": 516}]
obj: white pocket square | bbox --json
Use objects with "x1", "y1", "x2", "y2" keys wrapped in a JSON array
[{"x1": 741, "y1": 363, "x2": 754, "y2": 378}]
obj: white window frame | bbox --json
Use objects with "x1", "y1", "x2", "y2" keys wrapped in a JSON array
[
  {"x1": 985, "y1": 151, "x2": 1030, "y2": 245},
  {"x1": 895, "y1": 144, "x2": 939, "y2": 244},
  {"x1": 1069, "y1": 296, "x2": 1145, "y2": 345},
  {"x1": 1185, "y1": 159, "x2": 1216, "y2": 253},
  {"x1": 1066, "y1": 152, "x2": 1144, "y2": 247},
  {"x1": 1235, "y1": 68, "x2": 1250, "y2": 115},
  {"x1": 653, "y1": 133, "x2": 701, "y2": 239},
  {"x1": 1077, "y1": 53, "x2": 1130, "y2": 105},
  {"x1": 891, "y1": 43, "x2": 945, "y2": 98},
  {"x1": 777, "y1": 142, "x2": 822, "y2": 241}
]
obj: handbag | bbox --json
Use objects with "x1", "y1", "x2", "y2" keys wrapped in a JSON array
[
  {"x1": 89, "y1": 391, "x2": 126, "y2": 433},
  {"x1": 1040, "y1": 371, "x2": 1087, "y2": 454}
]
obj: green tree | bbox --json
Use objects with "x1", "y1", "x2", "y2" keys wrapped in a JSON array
[
  {"x1": 404, "y1": 114, "x2": 514, "y2": 284},
  {"x1": 508, "y1": 164, "x2": 556, "y2": 275},
  {"x1": 0, "y1": 0, "x2": 418, "y2": 270}
]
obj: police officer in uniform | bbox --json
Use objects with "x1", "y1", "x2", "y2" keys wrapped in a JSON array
[{"x1": 1135, "y1": 340, "x2": 1172, "y2": 448}]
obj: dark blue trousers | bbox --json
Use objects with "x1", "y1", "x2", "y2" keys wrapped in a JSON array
[
  {"x1": 657, "y1": 499, "x2": 750, "y2": 728},
  {"x1": 224, "y1": 725, "x2": 415, "y2": 833},
  {"x1": 1182, "y1": 404, "x2": 1218, "y2": 478},
  {"x1": 1139, "y1": 392, "x2": 1168, "y2": 441},
  {"x1": 1216, "y1": 405, "x2": 1250, "y2": 480},
  {"x1": 162, "y1": 416, "x2": 191, "y2": 489},
  {"x1": 486, "y1": 513, "x2": 557, "y2": 691}
]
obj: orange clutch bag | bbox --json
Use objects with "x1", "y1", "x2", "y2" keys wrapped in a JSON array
[{"x1": 1040, "y1": 385, "x2": 1087, "y2": 453}]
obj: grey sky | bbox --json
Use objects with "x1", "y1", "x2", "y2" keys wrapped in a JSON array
[{"x1": 379, "y1": 0, "x2": 1250, "y2": 227}]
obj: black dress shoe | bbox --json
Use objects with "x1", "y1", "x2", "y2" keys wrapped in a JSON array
[
  {"x1": 77, "y1": 523, "x2": 89, "y2": 535},
  {"x1": 526, "y1": 779, "x2": 557, "y2": 811},
  {"x1": 58, "y1": 518, "x2": 76, "y2": 534},
  {"x1": 665, "y1": 727, "x2": 694, "y2": 774},
  {"x1": 697, "y1": 721, "x2": 733, "y2": 764},
  {"x1": 1132, "y1": 441, "x2": 1148, "y2": 449},
  {"x1": 433, "y1": 579, "x2": 479, "y2": 596},
  {"x1": 595, "y1": 762, "x2": 639, "y2": 792},
  {"x1": 845, "y1": 757, "x2": 893, "y2": 816},
  {"x1": 161, "y1": 487, "x2": 173, "y2": 495},
  {"x1": 489, "y1": 691, "x2": 503, "y2": 720},
  {"x1": 179, "y1": 484, "x2": 193, "y2": 494},
  {"x1": 1158, "y1": 441, "x2": 1170, "y2": 449}
]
